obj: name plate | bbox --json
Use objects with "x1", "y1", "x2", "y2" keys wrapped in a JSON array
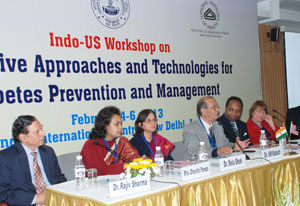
[
  {"x1": 219, "y1": 154, "x2": 246, "y2": 171},
  {"x1": 181, "y1": 161, "x2": 210, "y2": 181},
  {"x1": 108, "y1": 175, "x2": 150, "y2": 198},
  {"x1": 260, "y1": 146, "x2": 282, "y2": 160}
]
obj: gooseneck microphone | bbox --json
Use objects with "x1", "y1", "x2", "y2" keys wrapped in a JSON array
[
  {"x1": 93, "y1": 140, "x2": 131, "y2": 163},
  {"x1": 272, "y1": 109, "x2": 286, "y2": 120},
  {"x1": 218, "y1": 121, "x2": 250, "y2": 160},
  {"x1": 272, "y1": 115, "x2": 281, "y2": 122}
]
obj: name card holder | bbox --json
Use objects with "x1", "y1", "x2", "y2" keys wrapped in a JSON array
[
  {"x1": 108, "y1": 175, "x2": 150, "y2": 198},
  {"x1": 181, "y1": 161, "x2": 210, "y2": 181},
  {"x1": 219, "y1": 154, "x2": 246, "y2": 172},
  {"x1": 260, "y1": 146, "x2": 282, "y2": 160}
]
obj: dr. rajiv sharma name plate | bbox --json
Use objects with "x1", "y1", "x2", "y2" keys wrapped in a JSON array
[{"x1": 108, "y1": 175, "x2": 150, "y2": 198}]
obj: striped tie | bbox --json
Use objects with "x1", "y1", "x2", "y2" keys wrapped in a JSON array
[
  {"x1": 32, "y1": 152, "x2": 46, "y2": 206},
  {"x1": 232, "y1": 122, "x2": 239, "y2": 137}
]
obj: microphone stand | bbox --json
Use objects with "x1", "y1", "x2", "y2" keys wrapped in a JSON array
[
  {"x1": 218, "y1": 121, "x2": 250, "y2": 160},
  {"x1": 284, "y1": 121, "x2": 298, "y2": 156},
  {"x1": 272, "y1": 109, "x2": 286, "y2": 120},
  {"x1": 93, "y1": 140, "x2": 131, "y2": 162},
  {"x1": 272, "y1": 111, "x2": 297, "y2": 156}
]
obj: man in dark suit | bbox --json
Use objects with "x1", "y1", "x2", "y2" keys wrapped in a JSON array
[
  {"x1": 217, "y1": 96, "x2": 251, "y2": 147},
  {"x1": 0, "y1": 115, "x2": 67, "y2": 206}
]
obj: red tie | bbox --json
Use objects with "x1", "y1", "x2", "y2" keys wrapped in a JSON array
[{"x1": 32, "y1": 152, "x2": 46, "y2": 206}]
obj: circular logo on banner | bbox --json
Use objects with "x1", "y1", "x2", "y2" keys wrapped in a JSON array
[
  {"x1": 91, "y1": 0, "x2": 130, "y2": 29},
  {"x1": 200, "y1": 1, "x2": 220, "y2": 30}
]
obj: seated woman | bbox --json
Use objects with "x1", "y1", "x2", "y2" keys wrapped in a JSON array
[
  {"x1": 130, "y1": 109, "x2": 175, "y2": 161},
  {"x1": 81, "y1": 106, "x2": 140, "y2": 175},
  {"x1": 246, "y1": 100, "x2": 279, "y2": 145}
]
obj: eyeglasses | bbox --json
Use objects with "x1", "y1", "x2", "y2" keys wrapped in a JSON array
[
  {"x1": 144, "y1": 119, "x2": 158, "y2": 123},
  {"x1": 207, "y1": 105, "x2": 219, "y2": 110}
]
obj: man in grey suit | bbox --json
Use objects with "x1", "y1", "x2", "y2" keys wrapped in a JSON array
[{"x1": 183, "y1": 96, "x2": 245, "y2": 159}]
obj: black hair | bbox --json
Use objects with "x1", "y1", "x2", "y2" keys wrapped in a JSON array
[
  {"x1": 134, "y1": 109, "x2": 157, "y2": 136},
  {"x1": 89, "y1": 106, "x2": 121, "y2": 139},
  {"x1": 225, "y1": 96, "x2": 243, "y2": 109},
  {"x1": 12, "y1": 115, "x2": 37, "y2": 142}
]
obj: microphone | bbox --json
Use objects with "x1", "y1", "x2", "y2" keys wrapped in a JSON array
[
  {"x1": 272, "y1": 115, "x2": 281, "y2": 121},
  {"x1": 93, "y1": 140, "x2": 131, "y2": 163},
  {"x1": 217, "y1": 121, "x2": 250, "y2": 160},
  {"x1": 272, "y1": 109, "x2": 286, "y2": 120}
]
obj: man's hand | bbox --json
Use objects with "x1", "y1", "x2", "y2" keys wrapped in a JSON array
[
  {"x1": 234, "y1": 138, "x2": 251, "y2": 151},
  {"x1": 217, "y1": 146, "x2": 233, "y2": 156},
  {"x1": 36, "y1": 191, "x2": 45, "y2": 204}
]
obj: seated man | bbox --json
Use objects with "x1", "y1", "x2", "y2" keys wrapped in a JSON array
[
  {"x1": 0, "y1": 115, "x2": 66, "y2": 206},
  {"x1": 183, "y1": 96, "x2": 247, "y2": 159},
  {"x1": 217, "y1": 96, "x2": 251, "y2": 147}
]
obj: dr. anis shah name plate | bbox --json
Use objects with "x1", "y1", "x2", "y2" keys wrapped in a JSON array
[
  {"x1": 260, "y1": 146, "x2": 282, "y2": 160},
  {"x1": 219, "y1": 154, "x2": 246, "y2": 172},
  {"x1": 181, "y1": 161, "x2": 210, "y2": 181},
  {"x1": 108, "y1": 175, "x2": 150, "y2": 198}
]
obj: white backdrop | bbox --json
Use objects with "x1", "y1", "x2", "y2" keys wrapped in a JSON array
[
  {"x1": 0, "y1": 0, "x2": 260, "y2": 155},
  {"x1": 285, "y1": 32, "x2": 300, "y2": 109}
]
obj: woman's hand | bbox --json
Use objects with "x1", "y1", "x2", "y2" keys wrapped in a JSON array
[{"x1": 264, "y1": 114, "x2": 276, "y2": 130}]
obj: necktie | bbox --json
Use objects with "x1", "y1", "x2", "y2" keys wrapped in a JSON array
[
  {"x1": 232, "y1": 122, "x2": 239, "y2": 137},
  {"x1": 208, "y1": 126, "x2": 216, "y2": 148},
  {"x1": 209, "y1": 126, "x2": 213, "y2": 138},
  {"x1": 32, "y1": 152, "x2": 46, "y2": 206}
]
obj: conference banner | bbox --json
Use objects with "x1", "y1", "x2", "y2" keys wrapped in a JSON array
[{"x1": 0, "y1": 0, "x2": 260, "y2": 155}]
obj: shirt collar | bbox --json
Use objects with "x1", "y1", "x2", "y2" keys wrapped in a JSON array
[
  {"x1": 21, "y1": 143, "x2": 39, "y2": 156},
  {"x1": 200, "y1": 117, "x2": 212, "y2": 133}
]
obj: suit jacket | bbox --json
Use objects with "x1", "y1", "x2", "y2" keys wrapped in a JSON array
[
  {"x1": 217, "y1": 114, "x2": 250, "y2": 143},
  {"x1": 285, "y1": 106, "x2": 300, "y2": 139},
  {"x1": 183, "y1": 118, "x2": 234, "y2": 159},
  {"x1": 0, "y1": 142, "x2": 66, "y2": 206}
]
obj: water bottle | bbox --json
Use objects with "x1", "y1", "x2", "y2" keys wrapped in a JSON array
[
  {"x1": 154, "y1": 146, "x2": 164, "y2": 177},
  {"x1": 279, "y1": 137, "x2": 287, "y2": 150},
  {"x1": 259, "y1": 130, "x2": 267, "y2": 150},
  {"x1": 198, "y1": 141, "x2": 208, "y2": 162},
  {"x1": 74, "y1": 155, "x2": 85, "y2": 190}
]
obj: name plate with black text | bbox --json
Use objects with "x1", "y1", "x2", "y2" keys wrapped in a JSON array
[
  {"x1": 219, "y1": 154, "x2": 246, "y2": 171},
  {"x1": 260, "y1": 146, "x2": 282, "y2": 160},
  {"x1": 108, "y1": 175, "x2": 150, "y2": 198},
  {"x1": 181, "y1": 161, "x2": 210, "y2": 181}
]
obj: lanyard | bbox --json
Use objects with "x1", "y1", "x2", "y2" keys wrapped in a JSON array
[
  {"x1": 251, "y1": 119, "x2": 271, "y2": 140},
  {"x1": 199, "y1": 118, "x2": 216, "y2": 148},
  {"x1": 103, "y1": 138, "x2": 117, "y2": 164},
  {"x1": 142, "y1": 134, "x2": 156, "y2": 158}
]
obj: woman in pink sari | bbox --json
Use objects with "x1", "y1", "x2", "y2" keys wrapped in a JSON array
[{"x1": 130, "y1": 109, "x2": 175, "y2": 161}]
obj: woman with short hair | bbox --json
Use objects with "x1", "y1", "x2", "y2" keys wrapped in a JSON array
[{"x1": 246, "y1": 100, "x2": 279, "y2": 145}]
